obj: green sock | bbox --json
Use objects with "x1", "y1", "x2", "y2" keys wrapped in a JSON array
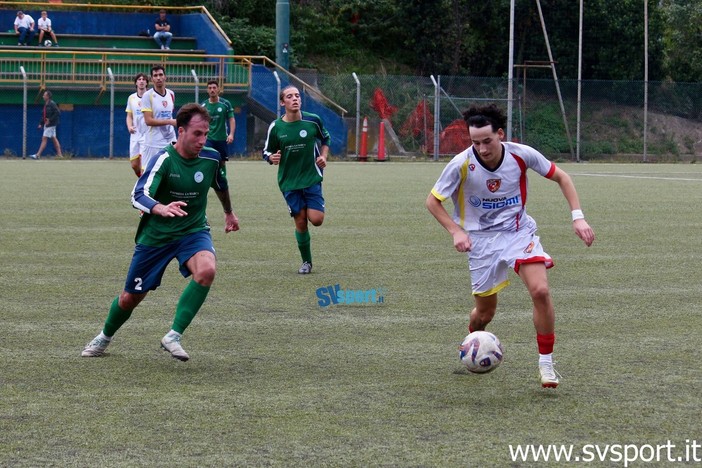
[
  {"x1": 103, "y1": 296, "x2": 133, "y2": 337},
  {"x1": 295, "y1": 230, "x2": 312, "y2": 263},
  {"x1": 172, "y1": 280, "x2": 211, "y2": 334}
]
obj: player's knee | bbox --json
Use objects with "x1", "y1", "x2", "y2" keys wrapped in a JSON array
[
  {"x1": 119, "y1": 291, "x2": 146, "y2": 310},
  {"x1": 193, "y1": 264, "x2": 216, "y2": 286},
  {"x1": 529, "y1": 285, "x2": 552, "y2": 304},
  {"x1": 309, "y1": 215, "x2": 324, "y2": 227}
]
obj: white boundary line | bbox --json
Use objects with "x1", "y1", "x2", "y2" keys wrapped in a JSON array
[{"x1": 572, "y1": 173, "x2": 702, "y2": 182}]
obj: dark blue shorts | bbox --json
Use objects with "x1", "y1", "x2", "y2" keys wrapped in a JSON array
[
  {"x1": 123, "y1": 230, "x2": 215, "y2": 293},
  {"x1": 206, "y1": 139, "x2": 229, "y2": 161},
  {"x1": 283, "y1": 183, "x2": 325, "y2": 217}
]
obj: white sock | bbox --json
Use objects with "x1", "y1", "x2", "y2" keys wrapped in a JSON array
[
  {"x1": 165, "y1": 330, "x2": 182, "y2": 340},
  {"x1": 539, "y1": 353, "x2": 553, "y2": 365}
]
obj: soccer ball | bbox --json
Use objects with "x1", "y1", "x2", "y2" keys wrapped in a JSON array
[
  {"x1": 43, "y1": 40, "x2": 52, "y2": 47},
  {"x1": 459, "y1": 331, "x2": 504, "y2": 373}
]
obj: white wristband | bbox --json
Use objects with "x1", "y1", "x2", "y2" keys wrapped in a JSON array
[{"x1": 571, "y1": 209, "x2": 584, "y2": 221}]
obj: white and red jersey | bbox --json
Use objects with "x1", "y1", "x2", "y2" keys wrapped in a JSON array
[
  {"x1": 431, "y1": 141, "x2": 556, "y2": 233},
  {"x1": 125, "y1": 92, "x2": 147, "y2": 137},
  {"x1": 141, "y1": 88, "x2": 176, "y2": 149}
]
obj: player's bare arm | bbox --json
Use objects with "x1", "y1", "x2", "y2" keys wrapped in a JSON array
[
  {"x1": 425, "y1": 193, "x2": 472, "y2": 252},
  {"x1": 316, "y1": 145, "x2": 329, "y2": 169},
  {"x1": 143, "y1": 110, "x2": 176, "y2": 128},
  {"x1": 215, "y1": 190, "x2": 240, "y2": 233},
  {"x1": 226, "y1": 117, "x2": 236, "y2": 144},
  {"x1": 126, "y1": 113, "x2": 136, "y2": 134},
  {"x1": 550, "y1": 167, "x2": 596, "y2": 247}
]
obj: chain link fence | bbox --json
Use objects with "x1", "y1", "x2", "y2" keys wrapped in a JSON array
[
  {"x1": 319, "y1": 73, "x2": 702, "y2": 162},
  {"x1": 3, "y1": 68, "x2": 701, "y2": 161}
]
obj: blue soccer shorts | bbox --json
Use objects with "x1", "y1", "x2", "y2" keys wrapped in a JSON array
[
  {"x1": 206, "y1": 139, "x2": 229, "y2": 162},
  {"x1": 123, "y1": 230, "x2": 215, "y2": 293},
  {"x1": 283, "y1": 183, "x2": 325, "y2": 217}
]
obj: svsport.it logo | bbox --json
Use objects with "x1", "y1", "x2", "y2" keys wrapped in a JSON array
[{"x1": 316, "y1": 284, "x2": 387, "y2": 307}]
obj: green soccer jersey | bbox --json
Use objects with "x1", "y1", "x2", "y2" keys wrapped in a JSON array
[
  {"x1": 131, "y1": 145, "x2": 228, "y2": 247},
  {"x1": 201, "y1": 98, "x2": 234, "y2": 141},
  {"x1": 262, "y1": 111, "x2": 331, "y2": 192}
]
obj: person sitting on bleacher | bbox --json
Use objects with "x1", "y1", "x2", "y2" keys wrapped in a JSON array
[
  {"x1": 37, "y1": 10, "x2": 59, "y2": 47},
  {"x1": 153, "y1": 9, "x2": 172, "y2": 50},
  {"x1": 14, "y1": 10, "x2": 35, "y2": 46}
]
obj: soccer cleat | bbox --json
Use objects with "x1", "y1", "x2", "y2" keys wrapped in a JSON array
[
  {"x1": 81, "y1": 335, "x2": 111, "y2": 357},
  {"x1": 28, "y1": 154, "x2": 38, "y2": 159},
  {"x1": 539, "y1": 361, "x2": 560, "y2": 388},
  {"x1": 298, "y1": 261, "x2": 313, "y2": 274},
  {"x1": 160, "y1": 335, "x2": 190, "y2": 361}
]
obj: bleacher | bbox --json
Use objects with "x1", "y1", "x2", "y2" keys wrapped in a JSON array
[
  {"x1": 0, "y1": 6, "x2": 349, "y2": 157},
  {"x1": 0, "y1": 32, "x2": 204, "y2": 54}
]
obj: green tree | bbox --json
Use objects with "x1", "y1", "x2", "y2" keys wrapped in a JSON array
[{"x1": 660, "y1": 0, "x2": 702, "y2": 82}]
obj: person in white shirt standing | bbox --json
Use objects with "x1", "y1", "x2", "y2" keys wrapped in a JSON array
[
  {"x1": 426, "y1": 103, "x2": 595, "y2": 389},
  {"x1": 13, "y1": 11, "x2": 35, "y2": 46},
  {"x1": 37, "y1": 10, "x2": 59, "y2": 47},
  {"x1": 125, "y1": 73, "x2": 149, "y2": 176},
  {"x1": 140, "y1": 65, "x2": 176, "y2": 172}
]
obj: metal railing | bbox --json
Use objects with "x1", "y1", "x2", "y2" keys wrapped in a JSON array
[{"x1": 0, "y1": 50, "x2": 347, "y2": 115}]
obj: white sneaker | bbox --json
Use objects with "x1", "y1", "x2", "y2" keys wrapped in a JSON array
[
  {"x1": 160, "y1": 45, "x2": 165, "y2": 50},
  {"x1": 81, "y1": 334, "x2": 111, "y2": 357},
  {"x1": 28, "y1": 154, "x2": 38, "y2": 159},
  {"x1": 539, "y1": 361, "x2": 560, "y2": 388},
  {"x1": 161, "y1": 334, "x2": 190, "y2": 361},
  {"x1": 298, "y1": 261, "x2": 312, "y2": 274}
]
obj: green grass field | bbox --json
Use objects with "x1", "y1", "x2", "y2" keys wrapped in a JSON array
[{"x1": 1, "y1": 160, "x2": 700, "y2": 467}]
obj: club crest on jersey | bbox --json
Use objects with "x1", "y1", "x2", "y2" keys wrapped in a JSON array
[
  {"x1": 469, "y1": 164, "x2": 476, "y2": 171},
  {"x1": 162, "y1": 101, "x2": 168, "y2": 108},
  {"x1": 299, "y1": 130, "x2": 308, "y2": 138},
  {"x1": 217, "y1": 106, "x2": 222, "y2": 113},
  {"x1": 486, "y1": 179, "x2": 501, "y2": 193},
  {"x1": 194, "y1": 171, "x2": 204, "y2": 183}
]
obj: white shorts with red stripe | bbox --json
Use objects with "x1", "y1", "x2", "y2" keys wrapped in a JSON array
[{"x1": 468, "y1": 224, "x2": 553, "y2": 296}]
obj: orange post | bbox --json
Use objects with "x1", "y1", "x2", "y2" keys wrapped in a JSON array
[
  {"x1": 377, "y1": 121, "x2": 386, "y2": 161},
  {"x1": 359, "y1": 116, "x2": 368, "y2": 162}
]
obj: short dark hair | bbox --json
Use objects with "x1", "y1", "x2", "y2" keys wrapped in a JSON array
[
  {"x1": 463, "y1": 104, "x2": 507, "y2": 133},
  {"x1": 150, "y1": 65, "x2": 165, "y2": 76},
  {"x1": 176, "y1": 103, "x2": 211, "y2": 129},
  {"x1": 159, "y1": 9, "x2": 167, "y2": 14},
  {"x1": 44, "y1": 90, "x2": 52, "y2": 98},
  {"x1": 134, "y1": 73, "x2": 149, "y2": 86},
  {"x1": 207, "y1": 80, "x2": 219, "y2": 87}
]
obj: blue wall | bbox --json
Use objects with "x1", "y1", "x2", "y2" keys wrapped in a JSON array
[
  {"x1": 249, "y1": 65, "x2": 348, "y2": 155},
  {"x1": 2, "y1": 10, "x2": 167, "y2": 36},
  {"x1": 0, "y1": 9, "x2": 230, "y2": 50},
  {"x1": 0, "y1": 104, "x2": 248, "y2": 158}
]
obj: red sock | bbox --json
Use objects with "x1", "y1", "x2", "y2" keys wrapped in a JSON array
[{"x1": 537, "y1": 333, "x2": 555, "y2": 354}]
